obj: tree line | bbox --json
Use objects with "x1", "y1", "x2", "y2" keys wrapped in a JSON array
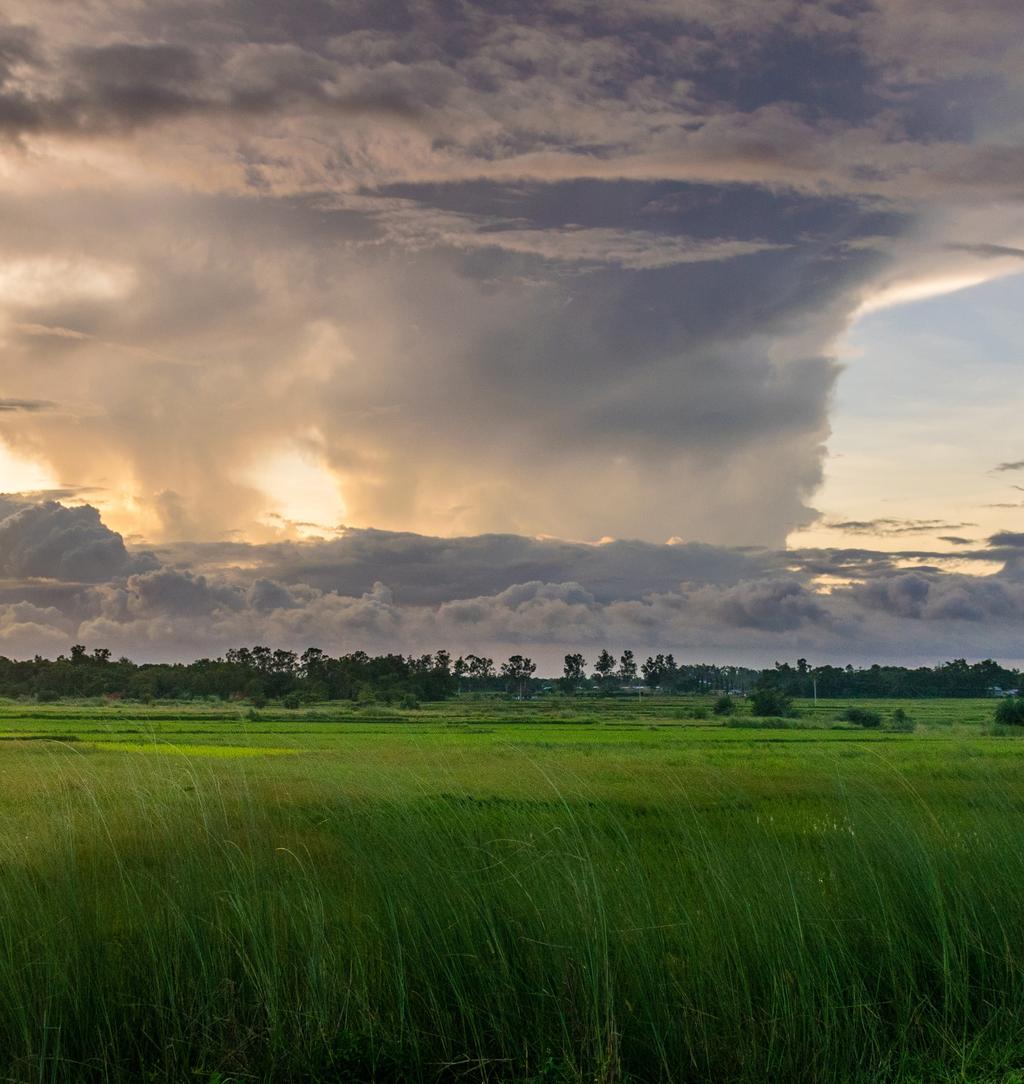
[
  {"x1": 756, "y1": 657, "x2": 1020, "y2": 700},
  {"x1": 0, "y1": 645, "x2": 1017, "y2": 704}
]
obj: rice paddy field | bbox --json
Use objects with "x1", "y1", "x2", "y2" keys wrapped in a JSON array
[{"x1": 1, "y1": 695, "x2": 1023, "y2": 1083}]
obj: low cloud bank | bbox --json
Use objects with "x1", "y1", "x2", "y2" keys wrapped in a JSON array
[{"x1": 2, "y1": 499, "x2": 1024, "y2": 670}]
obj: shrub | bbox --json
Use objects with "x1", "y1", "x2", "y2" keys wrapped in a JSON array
[
  {"x1": 690, "y1": 706, "x2": 708, "y2": 720},
  {"x1": 282, "y1": 693, "x2": 301, "y2": 710},
  {"x1": 889, "y1": 707, "x2": 915, "y2": 732},
  {"x1": 841, "y1": 707, "x2": 882, "y2": 728},
  {"x1": 244, "y1": 707, "x2": 262, "y2": 722},
  {"x1": 750, "y1": 687, "x2": 794, "y2": 718},
  {"x1": 400, "y1": 694, "x2": 420, "y2": 710},
  {"x1": 712, "y1": 695, "x2": 735, "y2": 716},
  {"x1": 995, "y1": 697, "x2": 1024, "y2": 727}
]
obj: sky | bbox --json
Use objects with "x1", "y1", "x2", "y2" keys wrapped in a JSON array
[{"x1": 1, "y1": 0, "x2": 1023, "y2": 670}]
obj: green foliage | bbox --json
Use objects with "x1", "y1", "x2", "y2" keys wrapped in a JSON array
[
  {"x1": 713, "y1": 694, "x2": 735, "y2": 716},
  {"x1": 759, "y1": 657, "x2": 1020, "y2": 699},
  {"x1": 750, "y1": 686, "x2": 795, "y2": 718},
  {"x1": 0, "y1": 645, "x2": 461, "y2": 704},
  {"x1": 890, "y1": 707, "x2": 915, "y2": 732},
  {"x1": 841, "y1": 707, "x2": 882, "y2": 728},
  {"x1": 995, "y1": 697, "x2": 1024, "y2": 727},
  {"x1": 355, "y1": 684, "x2": 378, "y2": 706}
]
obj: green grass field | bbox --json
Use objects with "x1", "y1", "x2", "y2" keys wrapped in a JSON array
[{"x1": 1, "y1": 695, "x2": 1023, "y2": 1082}]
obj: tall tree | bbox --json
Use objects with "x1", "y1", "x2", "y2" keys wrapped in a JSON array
[
  {"x1": 593, "y1": 649, "x2": 616, "y2": 686},
  {"x1": 619, "y1": 649, "x2": 637, "y2": 685},
  {"x1": 642, "y1": 654, "x2": 666, "y2": 690},
  {"x1": 500, "y1": 654, "x2": 537, "y2": 699},
  {"x1": 466, "y1": 654, "x2": 495, "y2": 682},
  {"x1": 453, "y1": 656, "x2": 468, "y2": 693},
  {"x1": 561, "y1": 653, "x2": 587, "y2": 694}
]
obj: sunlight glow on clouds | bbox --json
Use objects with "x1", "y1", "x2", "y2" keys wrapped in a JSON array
[
  {"x1": 0, "y1": 257, "x2": 134, "y2": 307},
  {"x1": 855, "y1": 266, "x2": 1023, "y2": 316},
  {"x1": 0, "y1": 441, "x2": 57, "y2": 493},
  {"x1": 241, "y1": 446, "x2": 347, "y2": 538}
]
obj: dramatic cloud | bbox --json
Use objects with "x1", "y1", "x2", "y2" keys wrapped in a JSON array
[
  {"x1": 0, "y1": 0, "x2": 1020, "y2": 551},
  {"x1": 0, "y1": 498, "x2": 156, "y2": 582},
  {"x1": 1, "y1": 501, "x2": 1024, "y2": 668},
  {"x1": 160, "y1": 526, "x2": 778, "y2": 605},
  {"x1": 0, "y1": 3, "x2": 1021, "y2": 661}
]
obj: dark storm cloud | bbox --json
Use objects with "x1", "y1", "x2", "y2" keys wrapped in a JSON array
[
  {"x1": 158, "y1": 526, "x2": 779, "y2": 605},
  {"x1": 0, "y1": 501, "x2": 156, "y2": 582},
  {"x1": 1, "y1": 504, "x2": 1024, "y2": 665},
  {"x1": 701, "y1": 578, "x2": 832, "y2": 632},
  {"x1": 0, "y1": 29, "x2": 460, "y2": 141},
  {"x1": 0, "y1": 0, "x2": 1016, "y2": 203},
  {"x1": 112, "y1": 568, "x2": 241, "y2": 617},
  {"x1": 990, "y1": 532, "x2": 1024, "y2": 547},
  {"x1": 161, "y1": 525, "x2": 1018, "y2": 608},
  {"x1": 843, "y1": 570, "x2": 1024, "y2": 624}
]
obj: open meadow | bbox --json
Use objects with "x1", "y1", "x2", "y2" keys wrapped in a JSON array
[{"x1": 1, "y1": 696, "x2": 1023, "y2": 1083}]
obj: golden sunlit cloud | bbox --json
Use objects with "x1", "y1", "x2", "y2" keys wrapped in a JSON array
[
  {"x1": 856, "y1": 261, "x2": 1024, "y2": 316},
  {"x1": 240, "y1": 446, "x2": 347, "y2": 537},
  {"x1": 0, "y1": 441, "x2": 60, "y2": 494},
  {"x1": 0, "y1": 257, "x2": 135, "y2": 307}
]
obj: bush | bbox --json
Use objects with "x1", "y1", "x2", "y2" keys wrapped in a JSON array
[
  {"x1": 712, "y1": 695, "x2": 735, "y2": 716},
  {"x1": 995, "y1": 697, "x2": 1024, "y2": 727},
  {"x1": 690, "y1": 706, "x2": 708, "y2": 720},
  {"x1": 400, "y1": 694, "x2": 420, "y2": 710},
  {"x1": 889, "y1": 707, "x2": 915, "y2": 732},
  {"x1": 282, "y1": 693, "x2": 301, "y2": 710},
  {"x1": 750, "y1": 687, "x2": 794, "y2": 718},
  {"x1": 841, "y1": 707, "x2": 882, "y2": 728}
]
